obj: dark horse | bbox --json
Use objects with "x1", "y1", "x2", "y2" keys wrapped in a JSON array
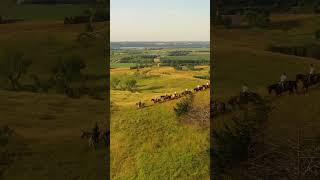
[
  {"x1": 268, "y1": 81, "x2": 297, "y2": 96},
  {"x1": 296, "y1": 73, "x2": 320, "y2": 92}
]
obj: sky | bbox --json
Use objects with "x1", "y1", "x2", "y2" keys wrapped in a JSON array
[{"x1": 111, "y1": 0, "x2": 210, "y2": 42}]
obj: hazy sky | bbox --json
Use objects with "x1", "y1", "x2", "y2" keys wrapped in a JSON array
[{"x1": 111, "y1": 0, "x2": 210, "y2": 42}]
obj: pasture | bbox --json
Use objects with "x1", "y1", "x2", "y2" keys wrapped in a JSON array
[
  {"x1": 213, "y1": 13, "x2": 320, "y2": 178},
  {"x1": 110, "y1": 48, "x2": 210, "y2": 179},
  {"x1": 0, "y1": 2, "x2": 108, "y2": 179}
]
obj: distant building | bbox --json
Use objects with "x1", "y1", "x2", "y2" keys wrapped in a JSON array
[{"x1": 153, "y1": 55, "x2": 161, "y2": 67}]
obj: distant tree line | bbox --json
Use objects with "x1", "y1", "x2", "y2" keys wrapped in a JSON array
[
  {"x1": 64, "y1": 11, "x2": 108, "y2": 24},
  {"x1": 216, "y1": 0, "x2": 320, "y2": 14},
  {"x1": 268, "y1": 43, "x2": 320, "y2": 60},
  {"x1": 167, "y1": 51, "x2": 191, "y2": 56},
  {"x1": 161, "y1": 59, "x2": 209, "y2": 66}
]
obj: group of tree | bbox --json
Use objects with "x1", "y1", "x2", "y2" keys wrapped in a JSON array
[
  {"x1": 167, "y1": 51, "x2": 191, "y2": 56},
  {"x1": 0, "y1": 51, "x2": 99, "y2": 98},
  {"x1": 268, "y1": 43, "x2": 320, "y2": 60},
  {"x1": 110, "y1": 75, "x2": 137, "y2": 92}
]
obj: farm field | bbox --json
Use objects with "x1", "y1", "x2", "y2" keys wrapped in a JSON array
[
  {"x1": 213, "y1": 13, "x2": 320, "y2": 178},
  {"x1": 110, "y1": 47, "x2": 211, "y2": 179},
  {"x1": 0, "y1": 2, "x2": 108, "y2": 179}
]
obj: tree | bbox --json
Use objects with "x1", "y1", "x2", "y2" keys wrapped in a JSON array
[
  {"x1": 174, "y1": 95, "x2": 193, "y2": 117},
  {"x1": 51, "y1": 55, "x2": 86, "y2": 97},
  {"x1": 0, "y1": 51, "x2": 32, "y2": 90}
]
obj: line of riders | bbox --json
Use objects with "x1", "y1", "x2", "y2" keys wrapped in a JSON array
[
  {"x1": 213, "y1": 64, "x2": 320, "y2": 115},
  {"x1": 135, "y1": 82, "x2": 210, "y2": 109}
]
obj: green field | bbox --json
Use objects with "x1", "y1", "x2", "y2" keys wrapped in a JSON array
[
  {"x1": 0, "y1": 2, "x2": 109, "y2": 179},
  {"x1": 110, "y1": 48, "x2": 210, "y2": 179},
  {"x1": 213, "y1": 13, "x2": 320, "y2": 178}
]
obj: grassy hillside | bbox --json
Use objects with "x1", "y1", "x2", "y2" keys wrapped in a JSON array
[
  {"x1": 0, "y1": 90, "x2": 107, "y2": 179},
  {"x1": 0, "y1": 5, "x2": 109, "y2": 179},
  {"x1": 110, "y1": 61, "x2": 210, "y2": 179}
]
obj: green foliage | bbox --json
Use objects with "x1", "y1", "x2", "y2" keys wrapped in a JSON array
[
  {"x1": 0, "y1": 51, "x2": 32, "y2": 90},
  {"x1": 50, "y1": 55, "x2": 87, "y2": 97},
  {"x1": 174, "y1": 95, "x2": 193, "y2": 117},
  {"x1": 125, "y1": 79, "x2": 137, "y2": 92},
  {"x1": 110, "y1": 75, "x2": 137, "y2": 92}
]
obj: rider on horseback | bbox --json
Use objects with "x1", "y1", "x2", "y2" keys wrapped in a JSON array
[
  {"x1": 309, "y1": 64, "x2": 315, "y2": 83},
  {"x1": 279, "y1": 73, "x2": 287, "y2": 90}
]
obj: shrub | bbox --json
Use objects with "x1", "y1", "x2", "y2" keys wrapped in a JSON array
[
  {"x1": 50, "y1": 55, "x2": 86, "y2": 97},
  {"x1": 111, "y1": 75, "x2": 138, "y2": 92},
  {"x1": 125, "y1": 79, "x2": 137, "y2": 92},
  {"x1": 174, "y1": 95, "x2": 193, "y2": 117},
  {"x1": 110, "y1": 76, "x2": 120, "y2": 89}
]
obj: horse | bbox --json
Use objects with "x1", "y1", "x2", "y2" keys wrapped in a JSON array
[
  {"x1": 268, "y1": 81, "x2": 297, "y2": 96},
  {"x1": 151, "y1": 98, "x2": 161, "y2": 104},
  {"x1": 296, "y1": 73, "x2": 320, "y2": 92},
  {"x1": 194, "y1": 87, "x2": 201, "y2": 92}
]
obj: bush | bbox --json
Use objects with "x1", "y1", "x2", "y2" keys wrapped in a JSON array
[
  {"x1": 110, "y1": 77, "x2": 120, "y2": 89},
  {"x1": 125, "y1": 79, "x2": 137, "y2": 92},
  {"x1": 174, "y1": 95, "x2": 193, "y2": 117},
  {"x1": 50, "y1": 55, "x2": 87, "y2": 97},
  {"x1": 111, "y1": 75, "x2": 137, "y2": 92}
]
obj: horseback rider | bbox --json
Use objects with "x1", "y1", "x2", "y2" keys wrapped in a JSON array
[
  {"x1": 309, "y1": 64, "x2": 315, "y2": 83},
  {"x1": 279, "y1": 73, "x2": 287, "y2": 89}
]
